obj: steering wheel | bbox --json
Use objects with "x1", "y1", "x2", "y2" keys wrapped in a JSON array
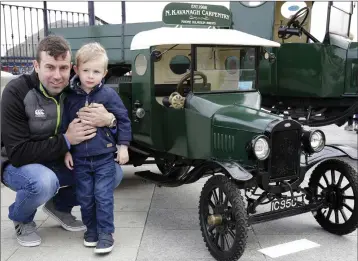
[
  {"x1": 281, "y1": 7, "x2": 309, "y2": 40},
  {"x1": 287, "y1": 7, "x2": 309, "y2": 28},
  {"x1": 176, "y1": 71, "x2": 207, "y2": 96}
]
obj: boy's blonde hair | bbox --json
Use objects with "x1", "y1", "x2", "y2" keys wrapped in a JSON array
[{"x1": 75, "y1": 42, "x2": 108, "y2": 69}]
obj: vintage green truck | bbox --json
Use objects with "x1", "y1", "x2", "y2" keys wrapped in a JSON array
[
  {"x1": 51, "y1": 1, "x2": 358, "y2": 127},
  {"x1": 50, "y1": 2, "x2": 358, "y2": 261}
]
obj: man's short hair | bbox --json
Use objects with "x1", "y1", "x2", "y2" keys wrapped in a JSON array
[
  {"x1": 75, "y1": 42, "x2": 108, "y2": 70},
  {"x1": 36, "y1": 34, "x2": 71, "y2": 63}
]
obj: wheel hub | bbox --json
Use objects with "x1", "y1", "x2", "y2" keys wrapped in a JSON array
[
  {"x1": 207, "y1": 214, "x2": 223, "y2": 226},
  {"x1": 208, "y1": 204, "x2": 232, "y2": 228},
  {"x1": 324, "y1": 185, "x2": 344, "y2": 209}
]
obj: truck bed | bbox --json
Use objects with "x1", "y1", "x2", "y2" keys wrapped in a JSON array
[{"x1": 50, "y1": 21, "x2": 165, "y2": 65}]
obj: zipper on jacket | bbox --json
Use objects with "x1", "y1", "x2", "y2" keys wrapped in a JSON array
[
  {"x1": 85, "y1": 95, "x2": 89, "y2": 157},
  {"x1": 85, "y1": 95, "x2": 89, "y2": 107},
  {"x1": 39, "y1": 83, "x2": 63, "y2": 135}
]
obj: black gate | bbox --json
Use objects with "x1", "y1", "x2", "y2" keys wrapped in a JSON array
[{"x1": 1, "y1": 2, "x2": 109, "y2": 74}]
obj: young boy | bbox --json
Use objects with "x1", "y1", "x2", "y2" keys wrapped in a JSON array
[{"x1": 61, "y1": 42, "x2": 132, "y2": 253}]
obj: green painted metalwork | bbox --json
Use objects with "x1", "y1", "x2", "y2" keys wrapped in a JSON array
[{"x1": 50, "y1": 22, "x2": 165, "y2": 64}]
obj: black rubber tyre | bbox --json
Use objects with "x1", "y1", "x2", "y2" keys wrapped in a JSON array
[
  {"x1": 199, "y1": 175, "x2": 248, "y2": 261},
  {"x1": 308, "y1": 158, "x2": 358, "y2": 235}
]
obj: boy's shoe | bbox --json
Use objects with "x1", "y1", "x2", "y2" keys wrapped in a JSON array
[
  {"x1": 84, "y1": 231, "x2": 98, "y2": 247},
  {"x1": 94, "y1": 233, "x2": 114, "y2": 254},
  {"x1": 14, "y1": 221, "x2": 41, "y2": 247},
  {"x1": 344, "y1": 124, "x2": 353, "y2": 131},
  {"x1": 42, "y1": 199, "x2": 86, "y2": 232}
]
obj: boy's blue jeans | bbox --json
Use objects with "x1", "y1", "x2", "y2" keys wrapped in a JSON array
[
  {"x1": 73, "y1": 153, "x2": 116, "y2": 234},
  {"x1": 2, "y1": 159, "x2": 123, "y2": 224}
]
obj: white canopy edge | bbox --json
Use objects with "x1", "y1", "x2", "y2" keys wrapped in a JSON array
[{"x1": 130, "y1": 27, "x2": 281, "y2": 50}]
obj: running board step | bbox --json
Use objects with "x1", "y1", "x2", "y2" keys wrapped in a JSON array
[{"x1": 134, "y1": 170, "x2": 185, "y2": 187}]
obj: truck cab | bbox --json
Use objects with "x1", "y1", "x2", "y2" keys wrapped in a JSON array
[{"x1": 121, "y1": 26, "x2": 282, "y2": 163}]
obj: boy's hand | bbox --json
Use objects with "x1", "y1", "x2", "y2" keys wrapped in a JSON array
[
  {"x1": 115, "y1": 145, "x2": 129, "y2": 165},
  {"x1": 64, "y1": 152, "x2": 74, "y2": 170}
]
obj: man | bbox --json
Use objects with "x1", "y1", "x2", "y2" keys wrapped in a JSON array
[{"x1": 1, "y1": 35, "x2": 125, "y2": 247}]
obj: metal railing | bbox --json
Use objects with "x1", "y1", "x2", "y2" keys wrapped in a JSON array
[{"x1": 1, "y1": 3, "x2": 109, "y2": 74}]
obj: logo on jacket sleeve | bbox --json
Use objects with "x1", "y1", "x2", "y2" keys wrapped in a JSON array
[{"x1": 35, "y1": 109, "x2": 46, "y2": 118}]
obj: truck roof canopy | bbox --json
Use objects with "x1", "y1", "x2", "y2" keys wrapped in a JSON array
[{"x1": 130, "y1": 27, "x2": 281, "y2": 50}]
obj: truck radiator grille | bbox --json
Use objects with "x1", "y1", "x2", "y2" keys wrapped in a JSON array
[
  {"x1": 270, "y1": 129, "x2": 300, "y2": 180},
  {"x1": 213, "y1": 133, "x2": 235, "y2": 152}
]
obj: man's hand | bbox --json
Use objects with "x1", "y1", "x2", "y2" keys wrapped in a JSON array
[
  {"x1": 64, "y1": 152, "x2": 74, "y2": 170},
  {"x1": 76, "y1": 103, "x2": 113, "y2": 127},
  {"x1": 64, "y1": 118, "x2": 97, "y2": 145},
  {"x1": 115, "y1": 145, "x2": 129, "y2": 165}
]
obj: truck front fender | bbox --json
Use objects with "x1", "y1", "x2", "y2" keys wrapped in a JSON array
[
  {"x1": 214, "y1": 161, "x2": 253, "y2": 181},
  {"x1": 303, "y1": 144, "x2": 357, "y2": 170},
  {"x1": 184, "y1": 160, "x2": 253, "y2": 184}
]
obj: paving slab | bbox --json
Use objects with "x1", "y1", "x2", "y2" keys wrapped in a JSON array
[
  {"x1": 145, "y1": 207, "x2": 201, "y2": 231},
  {"x1": 136, "y1": 248, "x2": 266, "y2": 261},
  {"x1": 136, "y1": 228, "x2": 264, "y2": 261},
  {"x1": 6, "y1": 245, "x2": 139, "y2": 261},
  {"x1": 256, "y1": 233, "x2": 357, "y2": 261},
  {"x1": 150, "y1": 182, "x2": 204, "y2": 209},
  {"x1": 252, "y1": 212, "x2": 357, "y2": 236},
  {"x1": 1, "y1": 240, "x2": 19, "y2": 261}
]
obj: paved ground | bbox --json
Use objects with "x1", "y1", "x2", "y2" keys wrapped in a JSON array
[{"x1": 1, "y1": 124, "x2": 357, "y2": 261}]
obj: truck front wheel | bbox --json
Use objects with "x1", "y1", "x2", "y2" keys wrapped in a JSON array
[{"x1": 199, "y1": 175, "x2": 248, "y2": 261}]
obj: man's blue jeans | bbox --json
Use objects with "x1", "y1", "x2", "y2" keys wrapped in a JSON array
[
  {"x1": 2, "y1": 160, "x2": 123, "y2": 223},
  {"x1": 73, "y1": 153, "x2": 116, "y2": 234}
]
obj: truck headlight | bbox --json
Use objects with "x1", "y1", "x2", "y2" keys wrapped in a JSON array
[
  {"x1": 252, "y1": 135, "x2": 270, "y2": 160},
  {"x1": 302, "y1": 129, "x2": 325, "y2": 153}
]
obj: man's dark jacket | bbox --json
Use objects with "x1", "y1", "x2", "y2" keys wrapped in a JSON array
[{"x1": 1, "y1": 71, "x2": 69, "y2": 181}]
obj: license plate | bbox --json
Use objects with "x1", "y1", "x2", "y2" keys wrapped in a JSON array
[{"x1": 270, "y1": 195, "x2": 304, "y2": 211}]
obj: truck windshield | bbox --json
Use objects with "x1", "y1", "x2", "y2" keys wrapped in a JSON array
[
  {"x1": 328, "y1": 2, "x2": 354, "y2": 37},
  {"x1": 193, "y1": 46, "x2": 257, "y2": 93}
]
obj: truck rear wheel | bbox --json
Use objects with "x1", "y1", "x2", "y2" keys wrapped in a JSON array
[{"x1": 199, "y1": 175, "x2": 248, "y2": 261}]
